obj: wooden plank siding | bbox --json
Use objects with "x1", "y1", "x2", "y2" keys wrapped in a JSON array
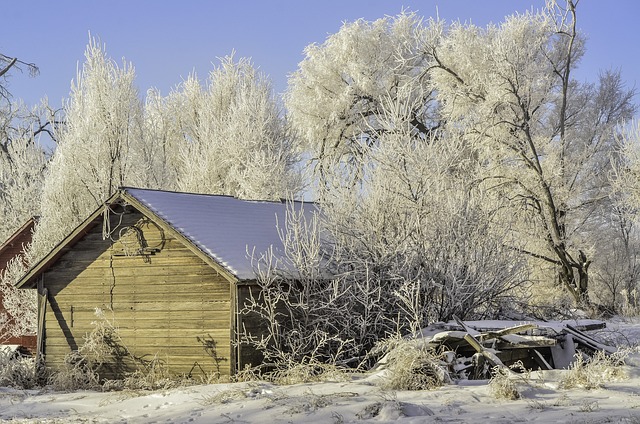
[{"x1": 41, "y1": 209, "x2": 234, "y2": 378}]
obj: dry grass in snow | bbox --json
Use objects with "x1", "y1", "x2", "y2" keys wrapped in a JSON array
[{"x1": 2, "y1": 319, "x2": 640, "y2": 423}]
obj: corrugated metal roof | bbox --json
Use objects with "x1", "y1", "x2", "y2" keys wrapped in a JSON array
[{"x1": 125, "y1": 188, "x2": 318, "y2": 281}]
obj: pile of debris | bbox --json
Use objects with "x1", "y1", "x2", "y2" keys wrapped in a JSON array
[{"x1": 381, "y1": 316, "x2": 617, "y2": 380}]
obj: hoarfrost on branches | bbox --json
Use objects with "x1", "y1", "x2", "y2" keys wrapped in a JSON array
[
  {"x1": 32, "y1": 37, "x2": 145, "y2": 257},
  {"x1": 171, "y1": 55, "x2": 301, "y2": 200},
  {"x1": 286, "y1": 12, "x2": 441, "y2": 189},
  {"x1": 429, "y1": 1, "x2": 635, "y2": 306}
]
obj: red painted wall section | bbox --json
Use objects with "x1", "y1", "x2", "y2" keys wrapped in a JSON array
[
  {"x1": 0, "y1": 218, "x2": 38, "y2": 352},
  {"x1": 0, "y1": 219, "x2": 36, "y2": 274}
]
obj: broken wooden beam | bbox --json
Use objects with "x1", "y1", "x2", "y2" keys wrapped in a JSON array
[{"x1": 564, "y1": 325, "x2": 617, "y2": 355}]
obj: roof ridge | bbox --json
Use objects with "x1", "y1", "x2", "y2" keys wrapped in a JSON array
[{"x1": 120, "y1": 186, "x2": 316, "y2": 205}]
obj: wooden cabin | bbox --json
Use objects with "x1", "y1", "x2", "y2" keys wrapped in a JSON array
[
  {"x1": 15, "y1": 188, "x2": 316, "y2": 378},
  {"x1": 0, "y1": 217, "x2": 38, "y2": 351}
]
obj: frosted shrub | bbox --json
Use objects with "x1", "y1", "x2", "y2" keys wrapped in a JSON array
[
  {"x1": 621, "y1": 289, "x2": 640, "y2": 317},
  {"x1": 0, "y1": 256, "x2": 38, "y2": 342},
  {"x1": 48, "y1": 311, "x2": 118, "y2": 390},
  {"x1": 243, "y1": 179, "x2": 528, "y2": 375},
  {"x1": 48, "y1": 309, "x2": 182, "y2": 391},
  {"x1": 559, "y1": 350, "x2": 628, "y2": 390},
  {"x1": 48, "y1": 350, "x2": 102, "y2": 391},
  {"x1": 488, "y1": 366, "x2": 521, "y2": 400},
  {"x1": 488, "y1": 361, "x2": 540, "y2": 400},
  {"x1": 119, "y1": 354, "x2": 181, "y2": 391},
  {"x1": 78, "y1": 310, "x2": 131, "y2": 374},
  {"x1": 242, "y1": 207, "x2": 362, "y2": 373},
  {"x1": 268, "y1": 361, "x2": 349, "y2": 386},
  {"x1": 0, "y1": 350, "x2": 38, "y2": 389},
  {"x1": 372, "y1": 338, "x2": 451, "y2": 391}
]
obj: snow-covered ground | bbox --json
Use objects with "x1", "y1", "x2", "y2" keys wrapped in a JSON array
[{"x1": 2, "y1": 320, "x2": 640, "y2": 424}]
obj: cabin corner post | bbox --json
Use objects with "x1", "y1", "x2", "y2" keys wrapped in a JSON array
[
  {"x1": 231, "y1": 283, "x2": 239, "y2": 375},
  {"x1": 35, "y1": 275, "x2": 47, "y2": 367}
]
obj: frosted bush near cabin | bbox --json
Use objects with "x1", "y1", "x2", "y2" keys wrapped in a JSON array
[
  {"x1": 0, "y1": 349, "x2": 37, "y2": 389},
  {"x1": 244, "y1": 48, "x2": 530, "y2": 369},
  {"x1": 242, "y1": 156, "x2": 527, "y2": 370},
  {"x1": 371, "y1": 337, "x2": 451, "y2": 391},
  {"x1": 241, "y1": 204, "x2": 356, "y2": 371},
  {"x1": 0, "y1": 257, "x2": 37, "y2": 342},
  {"x1": 559, "y1": 349, "x2": 629, "y2": 390}
]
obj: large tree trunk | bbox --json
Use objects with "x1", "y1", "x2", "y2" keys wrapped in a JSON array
[{"x1": 557, "y1": 250, "x2": 591, "y2": 307}]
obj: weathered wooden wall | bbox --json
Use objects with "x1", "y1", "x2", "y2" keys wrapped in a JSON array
[{"x1": 42, "y1": 209, "x2": 233, "y2": 378}]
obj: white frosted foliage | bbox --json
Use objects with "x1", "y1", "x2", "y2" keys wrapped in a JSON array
[
  {"x1": 171, "y1": 56, "x2": 300, "y2": 200},
  {"x1": 32, "y1": 37, "x2": 145, "y2": 257}
]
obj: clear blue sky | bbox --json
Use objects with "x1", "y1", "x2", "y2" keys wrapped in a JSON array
[{"x1": 2, "y1": 1, "x2": 639, "y2": 111}]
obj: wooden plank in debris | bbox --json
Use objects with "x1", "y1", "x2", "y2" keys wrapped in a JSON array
[
  {"x1": 453, "y1": 315, "x2": 481, "y2": 336},
  {"x1": 462, "y1": 334, "x2": 510, "y2": 372},
  {"x1": 564, "y1": 325, "x2": 617, "y2": 355},
  {"x1": 532, "y1": 349, "x2": 553, "y2": 370},
  {"x1": 480, "y1": 324, "x2": 539, "y2": 341},
  {"x1": 462, "y1": 333, "x2": 484, "y2": 352},
  {"x1": 440, "y1": 319, "x2": 606, "y2": 334},
  {"x1": 567, "y1": 321, "x2": 606, "y2": 331},
  {"x1": 493, "y1": 335, "x2": 557, "y2": 349},
  {"x1": 453, "y1": 316, "x2": 550, "y2": 347},
  {"x1": 451, "y1": 317, "x2": 542, "y2": 341}
]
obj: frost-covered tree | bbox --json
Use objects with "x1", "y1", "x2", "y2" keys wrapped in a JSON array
[
  {"x1": 139, "y1": 88, "x2": 181, "y2": 190},
  {"x1": 0, "y1": 52, "x2": 48, "y2": 240},
  {"x1": 0, "y1": 110, "x2": 48, "y2": 241},
  {"x1": 613, "y1": 122, "x2": 640, "y2": 213},
  {"x1": 243, "y1": 91, "x2": 529, "y2": 368},
  {"x1": 0, "y1": 52, "x2": 38, "y2": 102},
  {"x1": 0, "y1": 53, "x2": 49, "y2": 342},
  {"x1": 609, "y1": 122, "x2": 640, "y2": 312},
  {"x1": 31, "y1": 38, "x2": 145, "y2": 255},
  {"x1": 286, "y1": 1, "x2": 635, "y2": 317},
  {"x1": 171, "y1": 56, "x2": 300, "y2": 200},
  {"x1": 429, "y1": 1, "x2": 635, "y2": 306},
  {"x1": 286, "y1": 12, "x2": 440, "y2": 191},
  {"x1": 0, "y1": 112, "x2": 46, "y2": 342}
]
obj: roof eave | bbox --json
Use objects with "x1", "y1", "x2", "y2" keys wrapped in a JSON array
[
  {"x1": 0, "y1": 217, "x2": 38, "y2": 258},
  {"x1": 14, "y1": 193, "x2": 121, "y2": 289},
  {"x1": 16, "y1": 187, "x2": 251, "y2": 289}
]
